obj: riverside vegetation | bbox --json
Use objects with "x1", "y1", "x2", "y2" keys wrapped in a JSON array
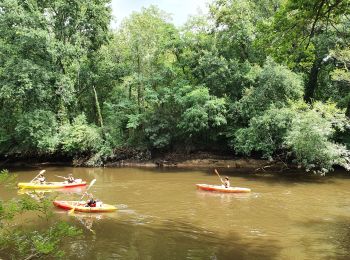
[
  {"x1": 1, "y1": 0, "x2": 350, "y2": 174},
  {"x1": 0, "y1": 170, "x2": 81, "y2": 259}
]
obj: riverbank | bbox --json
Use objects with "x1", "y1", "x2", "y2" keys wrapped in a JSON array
[
  {"x1": 104, "y1": 155, "x2": 282, "y2": 171},
  {"x1": 0, "y1": 151, "x2": 288, "y2": 172}
]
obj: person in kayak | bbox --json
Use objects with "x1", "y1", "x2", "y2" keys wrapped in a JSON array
[
  {"x1": 64, "y1": 174, "x2": 75, "y2": 183},
  {"x1": 37, "y1": 173, "x2": 46, "y2": 184},
  {"x1": 85, "y1": 193, "x2": 97, "y2": 207},
  {"x1": 221, "y1": 176, "x2": 230, "y2": 188}
]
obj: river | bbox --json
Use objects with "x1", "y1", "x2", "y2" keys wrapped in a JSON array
[{"x1": 2, "y1": 167, "x2": 350, "y2": 259}]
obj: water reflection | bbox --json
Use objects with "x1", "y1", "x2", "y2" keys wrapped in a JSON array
[
  {"x1": 18, "y1": 186, "x2": 85, "y2": 195},
  {"x1": 66, "y1": 219, "x2": 281, "y2": 260},
  {"x1": 18, "y1": 186, "x2": 86, "y2": 202},
  {"x1": 196, "y1": 190, "x2": 255, "y2": 202}
]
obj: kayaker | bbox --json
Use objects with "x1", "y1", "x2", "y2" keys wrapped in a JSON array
[
  {"x1": 64, "y1": 174, "x2": 75, "y2": 183},
  {"x1": 37, "y1": 173, "x2": 46, "y2": 184},
  {"x1": 221, "y1": 176, "x2": 230, "y2": 188},
  {"x1": 85, "y1": 193, "x2": 97, "y2": 207}
]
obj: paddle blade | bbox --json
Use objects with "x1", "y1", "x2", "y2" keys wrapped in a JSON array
[
  {"x1": 68, "y1": 208, "x2": 75, "y2": 215},
  {"x1": 87, "y1": 179, "x2": 96, "y2": 191},
  {"x1": 214, "y1": 169, "x2": 223, "y2": 183},
  {"x1": 39, "y1": 170, "x2": 46, "y2": 175}
]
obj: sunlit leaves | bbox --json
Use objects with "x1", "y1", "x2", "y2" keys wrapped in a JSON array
[
  {"x1": 236, "y1": 58, "x2": 303, "y2": 121},
  {"x1": 177, "y1": 86, "x2": 227, "y2": 134},
  {"x1": 126, "y1": 114, "x2": 142, "y2": 129},
  {"x1": 285, "y1": 101, "x2": 350, "y2": 173},
  {"x1": 60, "y1": 114, "x2": 103, "y2": 155},
  {"x1": 234, "y1": 100, "x2": 350, "y2": 173},
  {"x1": 234, "y1": 105, "x2": 295, "y2": 157}
]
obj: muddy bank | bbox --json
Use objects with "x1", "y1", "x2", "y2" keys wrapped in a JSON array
[
  {"x1": 104, "y1": 157, "x2": 272, "y2": 169},
  {"x1": 0, "y1": 151, "x2": 287, "y2": 172},
  {"x1": 104, "y1": 152, "x2": 287, "y2": 172},
  {"x1": 101, "y1": 150, "x2": 286, "y2": 171}
]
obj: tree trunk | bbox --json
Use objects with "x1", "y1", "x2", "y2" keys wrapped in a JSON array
[
  {"x1": 304, "y1": 59, "x2": 321, "y2": 103},
  {"x1": 92, "y1": 85, "x2": 104, "y2": 129},
  {"x1": 137, "y1": 53, "x2": 142, "y2": 113},
  {"x1": 346, "y1": 95, "x2": 350, "y2": 118}
]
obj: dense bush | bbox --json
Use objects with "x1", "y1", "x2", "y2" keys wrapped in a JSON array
[
  {"x1": 14, "y1": 110, "x2": 59, "y2": 153},
  {"x1": 234, "y1": 101, "x2": 350, "y2": 173},
  {"x1": 235, "y1": 58, "x2": 304, "y2": 121},
  {"x1": 59, "y1": 114, "x2": 103, "y2": 156},
  {"x1": 285, "y1": 102, "x2": 350, "y2": 174}
]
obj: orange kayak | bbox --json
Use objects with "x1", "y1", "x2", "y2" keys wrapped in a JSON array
[
  {"x1": 53, "y1": 201, "x2": 117, "y2": 213},
  {"x1": 196, "y1": 184, "x2": 251, "y2": 193}
]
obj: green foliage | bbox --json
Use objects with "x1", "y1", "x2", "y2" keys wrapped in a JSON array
[
  {"x1": 14, "y1": 110, "x2": 59, "y2": 153},
  {"x1": 60, "y1": 114, "x2": 103, "y2": 155},
  {"x1": 4, "y1": 222, "x2": 81, "y2": 258},
  {"x1": 329, "y1": 46, "x2": 350, "y2": 114},
  {"x1": 234, "y1": 101, "x2": 350, "y2": 173},
  {"x1": 234, "y1": 106, "x2": 295, "y2": 158},
  {"x1": 285, "y1": 102, "x2": 350, "y2": 174},
  {"x1": 144, "y1": 117, "x2": 172, "y2": 149},
  {"x1": 236, "y1": 58, "x2": 304, "y2": 121},
  {"x1": 210, "y1": 0, "x2": 268, "y2": 62},
  {"x1": 0, "y1": 0, "x2": 111, "y2": 154},
  {"x1": 0, "y1": 170, "x2": 81, "y2": 259},
  {"x1": 177, "y1": 86, "x2": 227, "y2": 134}
]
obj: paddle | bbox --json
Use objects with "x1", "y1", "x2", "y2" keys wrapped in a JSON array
[
  {"x1": 30, "y1": 170, "x2": 46, "y2": 183},
  {"x1": 55, "y1": 175, "x2": 66, "y2": 179},
  {"x1": 68, "y1": 179, "x2": 96, "y2": 215},
  {"x1": 214, "y1": 169, "x2": 224, "y2": 185}
]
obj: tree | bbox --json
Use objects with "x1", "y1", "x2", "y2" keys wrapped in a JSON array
[
  {"x1": 235, "y1": 58, "x2": 304, "y2": 122},
  {"x1": 259, "y1": 0, "x2": 350, "y2": 102},
  {"x1": 330, "y1": 46, "x2": 350, "y2": 116},
  {"x1": 0, "y1": 0, "x2": 111, "y2": 156},
  {"x1": 285, "y1": 102, "x2": 350, "y2": 174},
  {"x1": 234, "y1": 101, "x2": 350, "y2": 173}
]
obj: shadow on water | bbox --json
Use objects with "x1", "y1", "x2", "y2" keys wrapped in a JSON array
[
  {"x1": 297, "y1": 216, "x2": 350, "y2": 259},
  {"x1": 66, "y1": 218, "x2": 282, "y2": 260}
]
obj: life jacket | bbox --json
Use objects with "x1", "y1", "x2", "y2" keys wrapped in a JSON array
[{"x1": 87, "y1": 199, "x2": 96, "y2": 207}]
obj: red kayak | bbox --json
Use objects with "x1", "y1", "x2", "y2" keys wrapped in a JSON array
[
  {"x1": 53, "y1": 201, "x2": 117, "y2": 213},
  {"x1": 196, "y1": 184, "x2": 251, "y2": 193}
]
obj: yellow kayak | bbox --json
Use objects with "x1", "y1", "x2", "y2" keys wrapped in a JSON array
[
  {"x1": 53, "y1": 201, "x2": 117, "y2": 213},
  {"x1": 18, "y1": 181, "x2": 87, "y2": 189}
]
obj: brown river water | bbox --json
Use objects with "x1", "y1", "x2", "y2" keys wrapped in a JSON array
[{"x1": 2, "y1": 167, "x2": 350, "y2": 259}]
